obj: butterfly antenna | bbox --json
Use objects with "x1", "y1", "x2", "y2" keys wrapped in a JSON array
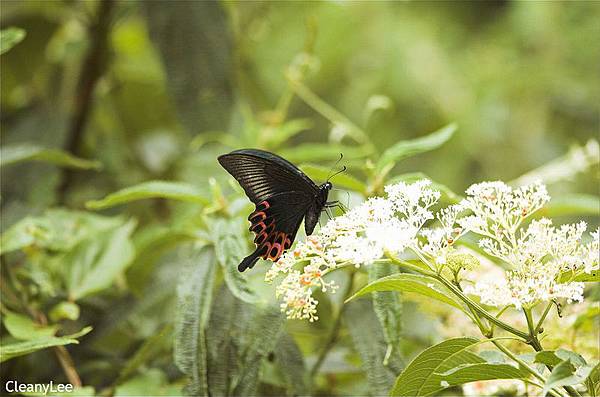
[
  {"x1": 327, "y1": 165, "x2": 347, "y2": 182},
  {"x1": 326, "y1": 153, "x2": 344, "y2": 181}
]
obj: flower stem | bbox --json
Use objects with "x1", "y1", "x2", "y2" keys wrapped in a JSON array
[{"x1": 533, "y1": 302, "x2": 552, "y2": 335}]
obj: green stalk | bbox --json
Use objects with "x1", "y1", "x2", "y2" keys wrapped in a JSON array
[{"x1": 534, "y1": 302, "x2": 552, "y2": 335}]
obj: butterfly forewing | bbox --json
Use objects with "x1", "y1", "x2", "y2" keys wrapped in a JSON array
[{"x1": 218, "y1": 149, "x2": 329, "y2": 272}]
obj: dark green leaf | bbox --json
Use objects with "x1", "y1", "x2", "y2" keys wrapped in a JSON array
[
  {"x1": 391, "y1": 337, "x2": 483, "y2": 396},
  {"x1": 0, "y1": 143, "x2": 101, "y2": 169},
  {"x1": 377, "y1": 123, "x2": 457, "y2": 172},
  {"x1": 86, "y1": 181, "x2": 209, "y2": 209},
  {"x1": 0, "y1": 27, "x2": 26, "y2": 55}
]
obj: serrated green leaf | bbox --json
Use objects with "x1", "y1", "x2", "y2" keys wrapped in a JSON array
[
  {"x1": 65, "y1": 219, "x2": 137, "y2": 300},
  {"x1": 213, "y1": 219, "x2": 258, "y2": 303},
  {"x1": 300, "y1": 163, "x2": 367, "y2": 193},
  {"x1": 0, "y1": 143, "x2": 101, "y2": 169},
  {"x1": 439, "y1": 363, "x2": 530, "y2": 387},
  {"x1": 86, "y1": 181, "x2": 209, "y2": 209},
  {"x1": 377, "y1": 123, "x2": 457, "y2": 172},
  {"x1": 344, "y1": 299, "x2": 403, "y2": 395},
  {"x1": 274, "y1": 333, "x2": 309, "y2": 396},
  {"x1": 2, "y1": 311, "x2": 57, "y2": 340},
  {"x1": 347, "y1": 273, "x2": 468, "y2": 314},
  {"x1": 0, "y1": 27, "x2": 26, "y2": 55},
  {"x1": 390, "y1": 337, "x2": 482, "y2": 396},
  {"x1": 0, "y1": 326, "x2": 92, "y2": 363},
  {"x1": 368, "y1": 263, "x2": 402, "y2": 364},
  {"x1": 174, "y1": 246, "x2": 217, "y2": 396}
]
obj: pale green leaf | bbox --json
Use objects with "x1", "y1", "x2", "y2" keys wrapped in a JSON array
[
  {"x1": 0, "y1": 27, "x2": 26, "y2": 55},
  {"x1": 377, "y1": 123, "x2": 457, "y2": 172},
  {"x1": 279, "y1": 143, "x2": 372, "y2": 163},
  {"x1": 2, "y1": 311, "x2": 57, "y2": 340},
  {"x1": 86, "y1": 181, "x2": 209, "y2": 209},
  {"x1": 0, "y1": 143, "x2": 101, "y2": 169},
  {"x1": 0, "y1": 326, "x2": 92, "y2": 363},
  {"x1": 586, "y1": 362, "x2": 600, "y2": 397},
  {"x1": 300, "y1": 163, "x2": 367, "y2": 193},
  {"x1": 347, "y1": 273, "x2": 468, "y2": 314},
  {"x1": 540, "y1": 194, "x2": 600, "y2": 218},
  {"x1": 391, "y1": 337, "x2": 483, "y2": 396},
  {"x1": 65, "y1": 219, "x2": 137, "y2": 300},
  {"x1": 115, "y1": 368, "x2": 180, "y2": 396},
  {"x1": 543, "y1": 359, "x2": 590, "y2": 396}
]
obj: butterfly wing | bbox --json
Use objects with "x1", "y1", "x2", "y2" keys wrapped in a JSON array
[
  {"x1": 238, "y1": 191, "x2": 312, "y2": 271},
  {"x1": 217, "y1": 149, "x2": 319, "y2": 204}
]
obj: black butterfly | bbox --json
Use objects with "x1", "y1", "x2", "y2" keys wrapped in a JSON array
[{"x1": 218, "y1": 149, "x2": 343, "y2": 272}]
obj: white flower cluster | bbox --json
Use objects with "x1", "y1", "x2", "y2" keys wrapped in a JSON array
[
  {"x1": 266, "y1": 179, "x2": 598, "y2": 320},
  {"x1": 265, "y1": 180, "x2": 440, "y2": 321},
  {"x1": 459, "y1": 181, "x2": 598, "y2": 309}
]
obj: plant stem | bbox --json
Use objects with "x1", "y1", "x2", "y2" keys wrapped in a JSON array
[
  {"x1": 534, "y1": 302, "x2": 552, "y2": 335},
  {"x1": 310, "y1": 271, "x2": 356, "y2": 382}
]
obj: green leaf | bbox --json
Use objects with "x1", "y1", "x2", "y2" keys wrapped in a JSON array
[
  {"x1": 0, "y1": 209, "x2": 123, "y2": 255},
  {"x1": 2, "y1": 311, "x2": 57, "y2": 340},
  {"x1": 390, "y1": 172, "x2": 463, "y2": 203},
  {"x1": 540, "y1": 194, "x2": 600, "y2": 218},
  {"x1": 377, "y1": 123, "x2": 457, "y2": 172},
  {"x1": 439, "y1": 363, "x2": 530, "y2": 386},
  {"x1": 65, "y1": 219, "x2": 137, "y2": 300},
  {"x1": 543, "y1": 359, "x2": 590, "y2": 396},
  {"x1": 368, "y1": 263, "x2": 402, "y2": 364},
  {"x1": 534, "y1": 351, "x2": 563, "y2": 367},
  {"x1": 347, "y1": 273, "x2": 468, "y2": 314},
  {"x1": 390, "y1": 337, "x2": 483, "y2": 396},
  {"x1": 344, "y1": 299, "x2": 403, "y2": 395},
  {"x1": 265, "y1": 118, "x2": 313, "y2": 148},
  {"x1": 0, "y1": 143, "x2": 101, "y2": 169},
  {"x1": 586, "y1": 362, "x2": 600, "y2": 397},
  {"x1": 144, "y1": 1, "x2": 233, "y2": 133},
  {"x1": 86, "y1": 181, "x2": 209, "y2": 209},
  {"x1": 115, "y1": 368, "x2": 181, "y2": 396},
  {"x1": 212, "y1": 219, "x2": 258, "y2": 303},
  {"x1": 279, "y1": 143, "x2": 372, "y2": 163},
  {"x1": 300, "y1": 163, "x2": 367, "y2": 193},
  {"x1": 0, "y1": 27, "x2": 26, "y2": 55},
  {"x1": 273, "y1": 333, "x2": 309, "y2": 396},
  {"x1": 0, "y1": 326, "x2": 91, "y2": 363},
  {"x1": 174, "y1": 246, "x2": 217, "y2": 396},
  {"x1": 49, "y1": 302, "x2": 80, "y2": 322}
]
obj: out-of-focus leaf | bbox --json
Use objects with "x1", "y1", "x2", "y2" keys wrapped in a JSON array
[
  {"x1": 0, "y1": 209, "x2": 123, "y2": 255},
  {"x1": 300, "y1": 163, "x2": 367, "y2": 194},
  {"x1": 65, "y1": 219, "x2": 137, "y2": 300},
  {"x1": 0, "y1": 27, "x2": 26, "y2": 55},
  {"x1": 344, "y1": 299, "x2": 403, "y2": 395},
  {"x1": 174, "y1": 246, "x2": 217, "y2": 396},
  {"x1": 390, "y1": 172, "x2": 463, "y2": 203},
  {"x1": 115, "y1": 368, "x2": 181, "y2": 396},
  {"x1": 391, "y1": 337, "x2": 482, "y2": 396},
  {"x1": 2, "y1": 311, "x2": 57, "y2": 340},
  {"x1": 274, "y1": 333, "x2": 309, "y2": 396},
  {"x1": 439, "y1": 363, "x2": 530, "y2": 386},
  {"x1": 0, "y1": 143, "x2": 101, "y2": 169},
  {"x1": 543, "y1": 359, "x2": 591, "y2": 396},
  {"x1": 86, "y1": 181, "x2": 209, "y2": 209},
  {"x1": 213, "y1": 219, "x2": 258, "y2": 303},
  {"x1": 0, "y1": 326, "x2": 91, "y2": 363},
  {"x1": 279, "y1": 143, "x2": 372, "y2": 163},
  {"x1": 265, "y1": 118, "x2": 313, "y2": 148},
  {"x1": 377, "y1": 123, "x2": 457, "y2": 172},
  {"x1": 368, "y1": 263, "x2": 402, "y2": 365},
  {"x1": 347, "y1": 273, "x2": 468, "y2": 314},
  {"x1": 19, "y1": 386, "x2": 95, "y2": 396},
  {"x1": 559, "y1": 270, "x2": 600, "y2": 283},
  {"x1": 49, "y1": 302, "x2": 80, "y2": 322},
  {"x1": 144, "y1": 1, "x2": 233, "y2": 134},
  {"x1": 539, "y1": 194, "x2": 600, "y2": 218}
]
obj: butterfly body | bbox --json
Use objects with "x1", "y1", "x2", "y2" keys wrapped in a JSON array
[{"x1": 218, "y1": 149, "x2": 333, "y2": 271}]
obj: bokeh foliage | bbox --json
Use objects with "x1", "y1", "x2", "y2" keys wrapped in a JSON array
[{"x1": 1, "y1": 1, "x2": 599, "y2": 396}]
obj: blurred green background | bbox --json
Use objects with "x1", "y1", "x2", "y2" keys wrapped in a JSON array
[{"x1": 1, "y1": 1, "x2": 599, "y2": 396}]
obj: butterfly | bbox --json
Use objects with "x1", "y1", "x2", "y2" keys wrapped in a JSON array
[{"x1": 218, "y1": 149, "x2": 344, "y2": 272}]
